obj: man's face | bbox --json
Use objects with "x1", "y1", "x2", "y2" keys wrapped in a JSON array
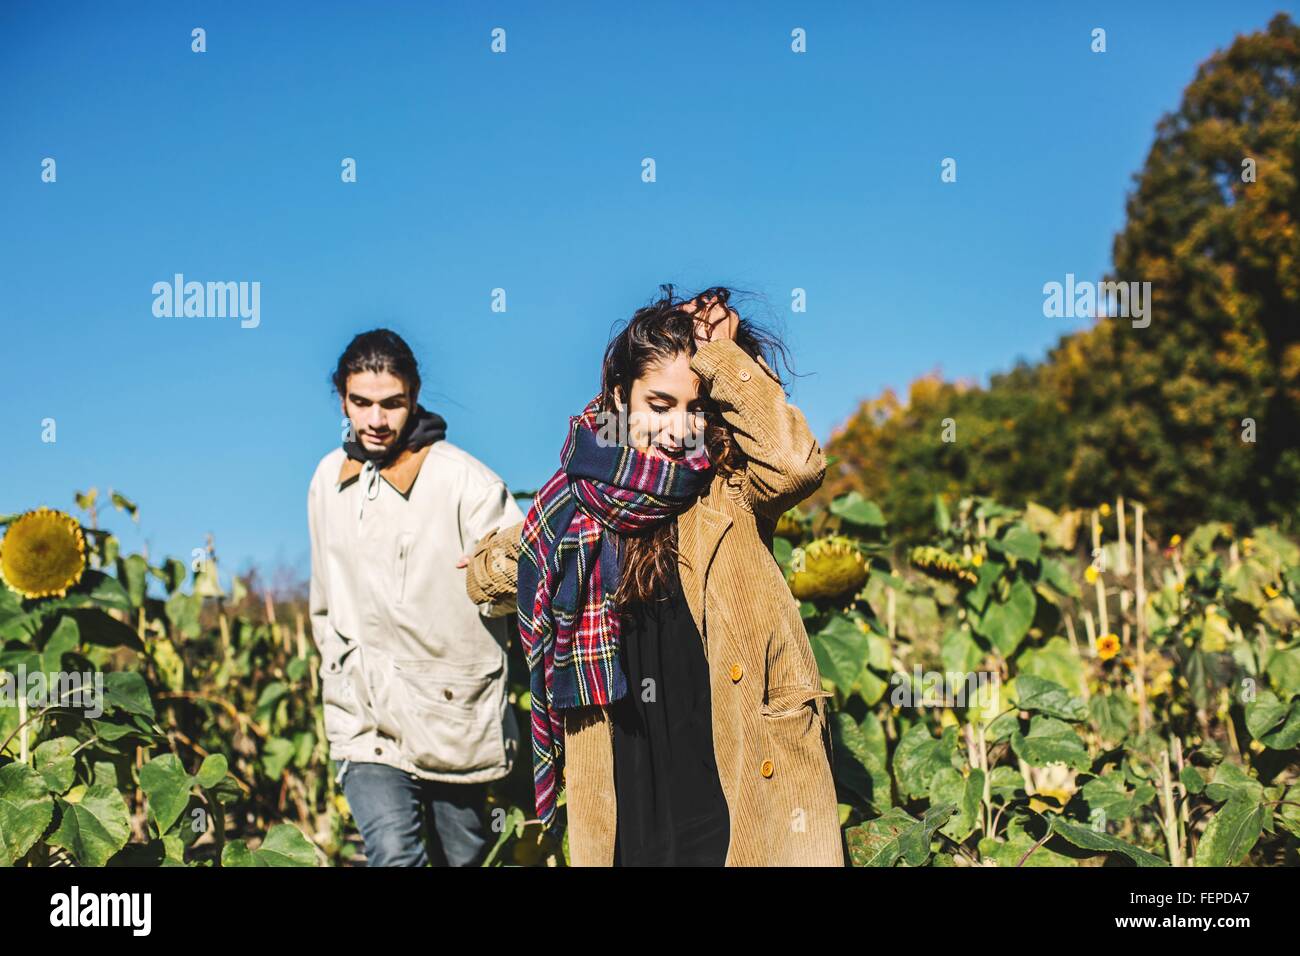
[{"x1": 342, "y1": 370, "x2": 414, "y2": 455}]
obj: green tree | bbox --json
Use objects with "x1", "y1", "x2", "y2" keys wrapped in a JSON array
[{"x1": 825, "y1": 14, "x2": 1300, "y2": 542}]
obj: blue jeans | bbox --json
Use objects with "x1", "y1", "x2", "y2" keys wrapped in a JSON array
[{"x1": 337, "y1": 760, "x2": 490, "y2": 867}]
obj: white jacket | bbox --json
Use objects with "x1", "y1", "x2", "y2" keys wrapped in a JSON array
[{"x1": 307, "y1": 438, "x2": 525, "y2": 783}]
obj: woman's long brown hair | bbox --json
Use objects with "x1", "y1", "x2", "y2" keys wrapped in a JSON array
[{"x1": 599, "y1": 285, "x2": 792, "y2": 607}]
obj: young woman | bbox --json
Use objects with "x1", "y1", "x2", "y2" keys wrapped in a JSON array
[{"x1": 463, "y1": 287, "x2": 843, "y2": 866}]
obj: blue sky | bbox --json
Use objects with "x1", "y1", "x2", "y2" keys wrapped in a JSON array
[{"x1": 0, "y1": 1, "x2": 1285, "y2": 583}]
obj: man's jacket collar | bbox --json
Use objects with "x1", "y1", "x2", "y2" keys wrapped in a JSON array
[{"x1": 336, "y1": 443, "x2": 433, "y2": 497}]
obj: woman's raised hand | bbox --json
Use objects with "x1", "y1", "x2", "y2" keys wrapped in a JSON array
[{"x1": 683, "y1": 293, "x2": 739, "y2": 344}]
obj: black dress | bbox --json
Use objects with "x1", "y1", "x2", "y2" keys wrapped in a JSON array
[{"x1": 609, "y1": 560, "x2": 730, "y2": 866}]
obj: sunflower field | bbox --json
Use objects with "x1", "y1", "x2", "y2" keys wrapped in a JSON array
[{"x1": 1, "y1": 487, "x2": 1298, "y2": 866}]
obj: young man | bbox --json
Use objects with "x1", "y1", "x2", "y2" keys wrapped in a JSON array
[{"x1": 307, "y1": 329, "x2": 524, "y2": 866}]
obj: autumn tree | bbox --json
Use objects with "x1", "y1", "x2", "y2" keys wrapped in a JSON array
[{"x1": 823, "y1": 14, "x2": 1299, "y2": 542}]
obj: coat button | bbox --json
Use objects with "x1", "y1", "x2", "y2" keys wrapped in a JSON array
[
  {"x1": 730, "y1": 663, "x2": 743, "y2": 682},
  {"x1": 443, "y1": 688, "x2": 454, "y2": 700},
  {"x1": 739, "y1": 369, "x2": 751, "y2": 382},
  {"x1": 760, "y1": 759, "x2": 774, "y2": 778},
  {"x1": 374, "y1": 747, "x2": 382, "y2": 756}
]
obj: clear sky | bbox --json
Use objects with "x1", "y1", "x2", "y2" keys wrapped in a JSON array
[{"x1": 0, "y1": 1, "x2": 1285, "y2": 583}]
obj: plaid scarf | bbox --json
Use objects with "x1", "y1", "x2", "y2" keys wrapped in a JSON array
[{"x1": 516, "y1": 397, "x2": 713, "y2": 826}]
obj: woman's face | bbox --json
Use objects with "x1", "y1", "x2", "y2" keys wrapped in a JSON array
[{"x1": 623, "y1": 351, "x2": 709, "y2": 462}]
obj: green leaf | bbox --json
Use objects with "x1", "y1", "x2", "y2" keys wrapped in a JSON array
[
  {"x1": 67, "y1": 608, "x2": 143, "y2": 651},
  {"x1": 941, "y1": 627, "x2": 984, "y2": 675},
  {"x1": 973, "y1": 578, "x2": 1036, "y2": 657},
  {"x1": 1276, "y1": 784, "x2": 1300, "y2": 840},
  {"x1": 1194, "y1": 794, "x2": 1264, "y2": 867},
  {"x1": 1010, "y1": 716, "x2": 1091, "y2": 771},
  {"x1": 929, "y1": 768, "x2": 983, "y2": 842},
  {"x1": 899, "y1": 802, "x2": 958, "y2": 866},
  {"x1": 1040, "y1": 558, "x2": 1081, "y2": 598},
  {"x1": 999, "y1": 523, "x2": 1042, "y2": 563},
  {"x1": 109, "y1": 491, "x2": 138, "y2": 520},
  {"x1": 829, "y1": 492, "x2": 886, "y2": 528},
  {"x1": 1263, "y1": 645, "x2": 1300, "y2": 697},
  {"x1": 1204, "y1": 762, "x2": 1264, "y2": 805},
  {"x1": 164, "y1": 592, "x2": 202, "y2": 640},
  {"x1": 261, "y1": 737, "x2": 295, "y2": 780},
  {"x1": 158, "y1": 558, "x2": 188, "y2": 596},
  {"x1": 1080, "y1": 772, "x2": 1156, "y2": 822},
  {"x1": 1180, "y1": 765, "x2": 1206, "y2": 795},
  {"x1": 1014, "y1": 674, "x2": 1087, "y2": 722},
  {"x1": 809, "y1": 615, "x2": 870, "y2": 694},
  {"x1": 1016, "y1": 636, "x2": 1086, "y2": 697},
  {"x1": 845, "y1": 808, "x2": 916, "y2": 866},
  {"x1": 934, "y1": 494, "x2": 951, "y2": 533},
  {"x1": 1089, "y1": 692, "x2": 1135, "y2": 744},
  {"x1": 987, "y1": 765, "x2": 1026, "y2": 803},
  {"x1": 79, "y1": 570, "x2": 131, "y2": 612},
  {"x1": 255, "y1": 681, "x2": 290, "y2": 727},
  {"x1": 49, "y1": 784, "x2": 131, "y2": 866},
  {"x1": 220, "y1": 823, "x2": 316, "y2": 867},
  {"x1": 0, "y1": 763, "x2": 56, "y2": 865},
  {"x1": 196, "y1": 754, "x2": 228, "y2": 790},
  {"x1": 830, "y1": 712, "x2": 891, "y2": 811},
  {"x1": 892, "y1": 722, "x2": 961, "y2": 800},
  {"x1": 1245, "y1": 691, "x2": 1300, "y2": 750},
  {"x1": 139, "y1": 754, "x2": 195, "y2": 836},
  {"x1": 984, "y1": 834, "x2": 1077, "y2": 867},
  {"x1": 102, "y1": 670, "x2": 155, "y2": 719},
  {"x1": 40, "y1": 615, "x2": 80, "y2": 674},
  {"x1": 116, "y1": 555, "x2": 149, "y2": 608},
  {"x1": 1049, "y1": 815, "x2": 1169, "y2": 866},
  {"x1": 33, "y1": 736, "x2": 79, "y2": 794}
]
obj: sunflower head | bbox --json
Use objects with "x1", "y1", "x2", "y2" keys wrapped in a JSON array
[
  {"x1": 1097, "y1": 633, "x2": 1121, "y2": 661},
  {"x1": 788, "y1": 535, "x2": 868, "y2": 601},
  {"x1": 908, "y1": 545, "x2": 978, "y2": 585},
  {"x1": 0, "y1": 508, "x2": 87, "y2": 599}
]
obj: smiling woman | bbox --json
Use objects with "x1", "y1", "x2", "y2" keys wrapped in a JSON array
[
  {"x1": 465, "y1": 285, "x2": 843, "y2": 867},
  {"x1": 599, "y1": 286, "x2": 789, "y2": 605}
]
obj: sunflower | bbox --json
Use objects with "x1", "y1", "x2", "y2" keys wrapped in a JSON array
[
  {"x1": 0, "y1": 508, "x2": 87, "y2": 599},
  {"x1": 788, "y1": 535, "x2": 869, "y2": 601},
  {"x1": 1097, "y1": 633, "x2": 1121, "y2": 661}
]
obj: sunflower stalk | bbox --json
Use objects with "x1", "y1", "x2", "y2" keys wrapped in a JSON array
[{"x1": 1134, "y1": 504, "x2": 1150, "y2": 734}]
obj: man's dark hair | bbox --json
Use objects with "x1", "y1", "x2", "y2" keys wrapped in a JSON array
[{"x1": 332, "y1": 329, "x2": 421, "y2": 397}]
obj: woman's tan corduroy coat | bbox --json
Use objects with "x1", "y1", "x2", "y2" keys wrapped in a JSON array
[{"x1": 466, "y1": 338, "x2": 845, "y2": 866}]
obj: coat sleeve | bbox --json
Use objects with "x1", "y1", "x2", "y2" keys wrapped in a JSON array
[
  {"x1": 465, "y1": 520, "x2": 524, "y2": 615},
  {"x1": 307, "y1": 470, "x2": 338, "y2": 656},
  {"x1": 460, "y1": 475, "x2": 526, "y2": 618},
  {"x1": 689, "y1": 338, "x2": 826, "y2": 519}
]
